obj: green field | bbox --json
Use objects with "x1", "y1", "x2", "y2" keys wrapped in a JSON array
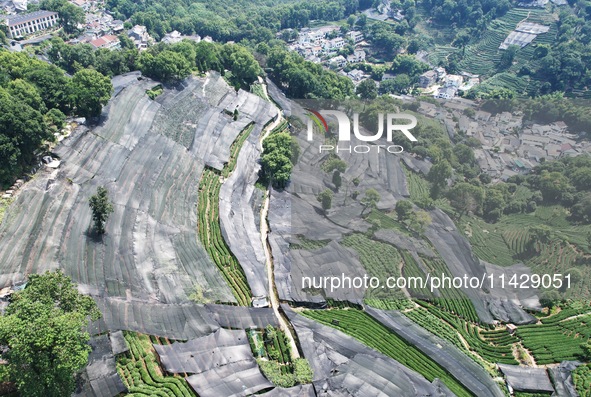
[
  {"x1": 117, "y1": 333, "x2": 196, "y2": 397},
  {"x1": 302, "y1": 309, "x2": 474, "y2": 397},
  {"x1": 197, "y1": 124, "x2": 255, "y2": 305}
]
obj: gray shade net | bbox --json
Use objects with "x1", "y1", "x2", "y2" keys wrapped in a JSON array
[
  {"x1": 154, "y1": 328, "x2": 253, "y2": 374},
  {"x1": 154, "y1": 328, "x2": 273, "y2": 397},
  {"x1": 258, "y1": 384, "x2": 316, "y2": 396},
  {"x1": 204, "y1": 304, "x2": 279, "y2": 329},
  {"x1": 284, "y1": 306, "x2": 453, "y2": 397},
  {"x1": 548, "y1": 361, "x2": 582, "y2": 397},
  {"x1": 0, "y1": 75, "x2": 239, "y2": 307},
  {"x1": 92, "y1": 298, "x2": 219, "y2": 339},
  {"x1": 72, "y1": 335, "x2": 127, "y2": 397},
  {"x1": 498, "y1": 364, "x2": 555, "y2": 393},
  {"x1": 365, "y1": 307, "x2": 505, "y2": 397},
  {"x1": 186, "y1": 362, "x2": 273, "y2": 397},
  {"x1": 108, "y1": 330, "x2": 129, "y2": 356}
]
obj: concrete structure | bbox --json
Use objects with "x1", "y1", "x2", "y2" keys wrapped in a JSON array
[
  {"x1": 1, "y1": 10, "x2": 59, "y2": 39},
  {"x1": 161, "y1": 30, "x2": 182, "y2": 44},
  {"x1": 419, "y1": 70, "x2": 437, "y2": 88},
  {"x1": 127, "y1": 24, "x2": 153, "y2": 50},
  {"x1": 347, "y1": 49, "x2": 366, "y2": 63},
  {"x1": 329, "y1": 55, "x2": 347, "y2": 68},
  {"x1": 444, "y1": 74, "x2": 463, "y2": 88},
  {"x1": 348, "y1": 30, "x2": 364, "y2": 43}
]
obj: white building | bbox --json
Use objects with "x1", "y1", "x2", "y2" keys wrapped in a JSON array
[
  {"x1": 444, "y1": 74, "x2": 463, "y2": 88},
  {"x1": 329, "y1": 55, "x2": 347, "y2": 68},
  {"x1": 348, "y1": 30, "x2": 364, "y2": 43},
  {"x1": 347, "y1": 49, "x2": 366, "y2": 63},
  {"x1": 127, "y1": 25, "x2": 153, "y2": 50},
  {"x1": 1, "y1": 10, "x2": 59, "y2": 39},
  {"x1": 435, "y1": 86, "x2": 457, "y2": 99},
  {"x1": 162, "y1": 30, "x2": 182, "y2": 44}
]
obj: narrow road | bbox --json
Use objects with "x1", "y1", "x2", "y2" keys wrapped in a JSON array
[
  {"x1": 260, "y1": 190, "x2": 300, "y2": 359},
  {"x1": 256, "y1": 81, "x2": 300, "y2": 359}
]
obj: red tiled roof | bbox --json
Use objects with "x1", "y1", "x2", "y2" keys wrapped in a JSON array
[{"x1": 90, "y1": 35, "x2": 119, "y2": 48}]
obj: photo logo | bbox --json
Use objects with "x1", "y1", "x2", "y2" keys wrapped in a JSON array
[{"x1": 305, "y1": 109, "x2": 418, "y2": 154}]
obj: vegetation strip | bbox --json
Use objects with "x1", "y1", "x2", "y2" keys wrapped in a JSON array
[
  {"x1": 302, "y1": 308, "x2": 475, "y2": 397},
  {"x1": 117, "y1": 332, "x2": 196, "y2": 397},
  {"x1": 197, "y1": 123, "x2": 256, "y2": 305}
]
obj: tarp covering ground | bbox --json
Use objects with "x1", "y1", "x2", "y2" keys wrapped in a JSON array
[
  {"x1": 204, "y1": 304, "x2": 279, "y2": 329},
  {"x1": 284, "y1": 306, "x2": 453, "y2": 397},
  {"x1": 154, "y1": 328, "x2": 274, "y2": 397},
  {"x1": 72, "y1": 334, "x2": 127, "y2": 397},
  {"x1": 0, "y1": 72, "x2": 276, "y2": 337},
  {"x1": 365, "y1": 307, "x2": 505, "y2": 397},
  {"x1": 498, "y1": 364, "x2": 555, "y2": 393}
]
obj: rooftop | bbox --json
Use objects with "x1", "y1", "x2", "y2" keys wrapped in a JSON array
[{"x1": 1, "y1": 10, "x2": 58, "y2": 26}]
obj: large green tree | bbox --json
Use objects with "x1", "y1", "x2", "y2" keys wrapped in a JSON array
[
  {"x1": 40, "y1": 0, "x2": 85, "y2": 33},
  {"x1": 0, "y1": 271, "x2": 101, "y2": 397},
  {"x1": 140, "y1": 50, "x2": 191, "y2": 83},
  {"x1": 447, "y1": 182, "x2": 484, "y2": 219},
  {"x1": 261, "y1": 132, "x2": 294, "y2": 189},
  {"x1": 68, "y1": 69, "x2": 113, "y2": 118}
]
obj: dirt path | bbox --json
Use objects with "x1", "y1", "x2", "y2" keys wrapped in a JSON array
[
  {"x1": 260, "y1": 191, "x2": 300, "y2": 359},
  {"x1": 256, "y1": 81, "x2": 300, "y2": 359}
]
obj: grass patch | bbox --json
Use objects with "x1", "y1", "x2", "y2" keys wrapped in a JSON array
[
  {"x1": 0, "y1": 197, "x2": 14, "y2": 225},
  {"x1": 146, "y1": 84, "x2": 163, "y2": 100}
]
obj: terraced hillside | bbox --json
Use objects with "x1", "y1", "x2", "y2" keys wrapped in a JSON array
[{"x1": 0, "y1": 72, "x2": 275, "y2": 316}]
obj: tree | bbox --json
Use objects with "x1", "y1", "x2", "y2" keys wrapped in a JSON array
[
  {"x1": 427, "y1": 160, "x2": 451, "y2": 198},
  {"x1": 380, "y1": 74, "x2": 410, "y2": 94},
  {"x1": 262, "y1": 132, "x2": 294, "y2": 189},
  {"x1": 41, "y1": 0, "x2": 84, "y2": 34},
  {"x1": 452, "y1": 29, "x2": 471, "y2": 55},
  {"x1": 361, "y1": 188, "x2": 380, "y2": 214},
  {"x1": 395, "y1": 200, "x2": 413, "y2": 221},
  {"x1": 356, "y1": 79, "x2": 377, "y2": 100},
  {"x1": 0, "y1": 271, "x2": 101, "y2": 397},
  {"x1": 447, "y1": 182, "x2": 484, "y2": 219},
  {"x1": 528, "y1": 225, "x2": 552, "y2": 251},
  {"x1": 332, "y1": 170, "x2": 342, "y2": 191},
  {"x1": 408, "y1": 210, "x2": 431, "y2": 234},
  {"x1": 68, "y1": 69, "x2": 113, "y2": 118},
  {"x1": 140, "y1": 50, "x2": 191, "y2": 83},
  {"x1": 89, "y1": 186, "x2": 114, "y2": 234},
  {"x1": 453, "y1": 143, "x2": 475, "y2": 165},
  {"x1": 317, "y1": 189, "x2": 333, "y2": 213},
  {"x1": 498, "y1": 45, "x2": 519, "y2": 71},
  {"x1": 538, "y1": 171, "x2": 572, "y2": 203},
  {"x1": 322, "y1": 157, "x2": 347, "y2": 173}
]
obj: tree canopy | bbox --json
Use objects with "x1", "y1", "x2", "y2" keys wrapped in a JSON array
[{"x1": 0, "y1": 271, "x2": 101, "y2": 397}]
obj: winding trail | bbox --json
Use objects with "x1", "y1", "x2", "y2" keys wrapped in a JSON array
[{"x1": 255, "y1": 80, "x2": 301, "y2": 359}]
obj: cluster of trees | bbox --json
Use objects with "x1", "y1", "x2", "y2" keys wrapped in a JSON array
[
  {"x1": 39, "y1": 0, "x2": 85, "y2": 34},
  {"x1": 422, "y1": 0, "x2": 510, "y2": 28},
  {"x1": 0, "y1": 51, "x2": 112, "y2": 185},
  {"x1": 0, "y1": 271, "x2": 101, "y2": 397},
  {"x1": 394, "y1": 200, "x2": 432, "y2": 235},
  {"x1": 261, "y1": 131, "x2": 299, "y2": 189},
  {"x1": 265, "y1": 45, "x2": 354, "y2": 99},
  {"x1": 46, "y1": 37, "x2": 261, "y2": 86},
  {"x1": 508, "y1": 155, "x2": 591, "y2": 224},
  {"x1": 526, "y1": 8, "x2": 591, "y2": 95},
  {"x1": 104, "y1": 0, "x2": 371, "y2": 43}
]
